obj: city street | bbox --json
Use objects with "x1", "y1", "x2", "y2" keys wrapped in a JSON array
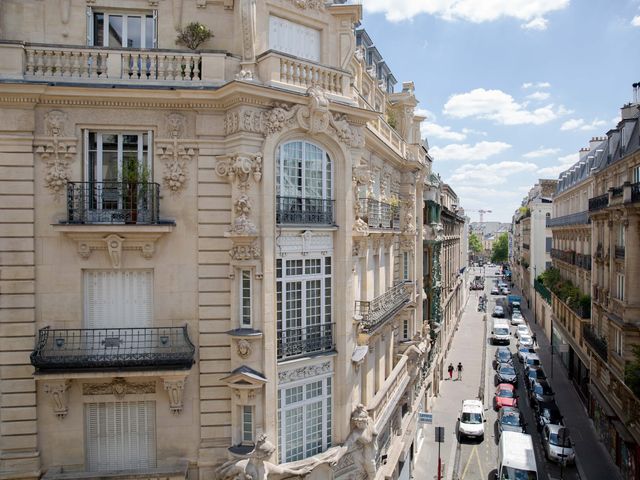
[{"x1": 415, "y1": 266, "x2": 579, "y2": 480}]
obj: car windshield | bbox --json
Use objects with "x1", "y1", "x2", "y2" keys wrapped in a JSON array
[
  {"x1": 461, "y1": 412, "x2": 482, "y2": 424},
  {"x1": 500, "y1": 366, "x2": 516, "y2": 375},
  {"x1": 500, "y1": 467, "x2": 537, "y2": 480},
  {"x1": 502, "y1": 413, "x2": 521, "y2": 425},
  {"x1": 542, "y1": 408, "x2": 561, "y2": 421},
  {"x1": 498, "y1": 352, "x2": 511, "y2": 360},
  {"x1": 498, "y1": 389, "x2": 514, "y2": 397},
  {"x1": 495, "y1": 328, "x2": 509, "y2": 335},
  {"x1": 527, "y1": 358, "x2": 541, "y2": 366},
  {"x1": 549, "y1": 432, "x2": 572, "y2": 447}
]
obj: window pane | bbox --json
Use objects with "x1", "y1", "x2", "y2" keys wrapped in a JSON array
[
  {"x1": 306, "y1": 280, "x2": 321, "y2": 327},
  {"x1": 305, "y1": 400, "x2": 323, "y2": 457},
  {"x1": 285, "y1": 406, "x2": 304, "y2": 461},
  {"x1": 304, "y1": 144, "x2": 323, "y2": 199},
  {"x1": 93, "y1": 13, "x2": 104, "y2": 46},
  {"x1": 282, "y1": 142, "x2": 302, "y2": 197},
  {"x1": 108, "y1": 15, "x2": 124, "y2": 47},
  {"x1": 145, "y1": 15, "x2": 155, "y2": 48},
  {"x1": 241, "y1": 270, "x2": 251, "y2": 326},
  {"x1": 285, "y1": 282, "x2": 302, "y2": 329},
  {"x1": 127, "y1": 16, "x2": 142, "y2": 48}
]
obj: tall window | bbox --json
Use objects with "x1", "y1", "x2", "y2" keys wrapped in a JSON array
[
  {"x1": 276, "y1": 257, "x2": 332, "y2": 349},
  {"x1": 633, "y1": 165, "x2": 640, "y2": 184},
  {"x1": 277, "y1": 141, "x2": 332, "y2": 201},
  {"x1": 242, "y1": 406, "x2": 254, "y2": 445},
  {"x1": 278, "y1": 376, "x2": 332, "y2": 462},
  {"x1": 268, "y1": 16, "x2": 320, "y2": 62},
  {"x1": 86, "y1": 132, "x2": 152, "y2": 184},
  {"x1": 403, "y1": 252, "x2": 410, "y2": 281},
  {"x1": 85, "y1": 401, "x2": 156, "y2": 472},
  {"x1": 89, "y1": 9, "x2": 156, "y2": 48},
  {"x1": 615, "y1": 329, "x2": 624, "y2": 357},
  {"x1": 240, "y1": 270, "x2": 252, "y2": 327},
  {"x1": 616, "y1": 273, "x2": 625, "y2": 300},
  {"x1": 617, "y1": 224, "x2": 625, "y2": 247}
]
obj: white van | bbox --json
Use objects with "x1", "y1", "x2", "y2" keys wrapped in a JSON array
[
  {"x1": 497, "y1": 431, "x2": 538, "y2": 479},
  {"x1": 492, "y1": 319, "x2": 510, "y2": 345}
]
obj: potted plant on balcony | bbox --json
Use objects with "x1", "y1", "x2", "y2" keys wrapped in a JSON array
[
  {"x1": 388, "y1": 194, "x2": 400, "y2": 227},
  {"x1": 176, "y1": 22, "x2": 213, "y2": 50},
  {"x1": 122, "y1": 160, "x2": 150, "y2": 224}
]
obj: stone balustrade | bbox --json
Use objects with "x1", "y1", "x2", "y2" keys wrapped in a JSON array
[
  {"x1": 257, "y1": 50, "x2": 351, "y2": 98},
  {"x1": 0, "y1": 41, "x2": 236, "y2": 85},
  {"x1": 367, "y1": 355, "x2": 409, "y2": 427},
  {"x1": 368, "y1": 116, "x2": 407, "y2": 158}
]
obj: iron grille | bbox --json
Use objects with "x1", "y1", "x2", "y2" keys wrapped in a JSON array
[
  {"x1": 277, "y1": 322, "x2": 335, "y2": 360},
  {"x1": 546, "y1": 211, "x2": 590, "y2": 227},
  {"x1": 632, "y1": 182, "x2": 640, "y2": 203},
  {"x1": 275, "y1": 196, "x2": 335, "y2": 225},
  {"x1": 66, "y1": 182, "x2": 160, "y2": 224},
  {"x1": 31, "y1": 326, "x2": 195, "y2": 372},
  {"x1": 582, "y1": 325, "x2": 608, "y2": 362},
  {"x1": 358, "y1": 198, "x2": 400, "y2": 229},
  {"x1": 355, "y1": 281, "x2": 412, "y2": 334},
  {"x1": 588, "y1": 193, "x2": 608, "y2": 212},
  {"x1": 611, "y1": 186, "x2": 623, "y2": 198}
]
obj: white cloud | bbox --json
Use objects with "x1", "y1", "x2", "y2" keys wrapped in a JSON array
[
  {"x1": 363, "y1": 0, "x2": 569, "y2": 29},
  {"x1": 443, "y1": 88, "x2": 561, "y2": 125},
  {"x1": 632, "y1": 15, "x2": 640, "y2": 27},
  {"x1": 537, "y1": 152, "x2": 579, "y2": 177},
  {"x1": 430, "y1": 141, "x2": 511, "y2": 162},
  {"x1": 522, "y1": 82, "x2": 551, "y2": 89},
  {"x1": 526, "y1": 91, "x2": 551, "y2": 101},
  {"x1": 560, "y1": 118, "x2": 607, "y2": 131},
  {"x1": 448, "y1": 161, "x2": 538, "y2": 186},
  {"x1": 523, "y1": 147, "x2": 561, "y2": 159},
  {"x1": 421, "y1": 122, "x2": 467, "y2": 141},
  {"x1": 522, "y1": 17, "x2": 548, "y2": 30}
]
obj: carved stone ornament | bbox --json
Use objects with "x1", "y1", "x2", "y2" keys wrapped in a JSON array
[
  {"x1": 263, "y1": 103, "x2": 297, "y2": 136},
  {"x1": 82, "y1": 378, "x2": 156, "y2": 399},
  {"x1": 278, "y1": 361, "x2": 332, "y2": 384},
  {"x1": 238, "y1": 0, "x2": 257, "y2": 79},
  {"x1": 43, "y1": 380, "x2": 71, "y2": 419},
  {"x1": 68, "y1": 232, "x2": 163, "y2": 267},
  {"x1": 163, "y1": 376, "x2": 186, "y2": 415},
  {"x1": 402, "y1": 193, "x2": 417, "y2": 235},
  {"x1": 289, "y1": 0, "x2": 324, "y2": 9},
  {"x1": 400, "y1": 235, "x2": 416, "y2": 252},
  {"x1": 215, "y1": 152, "x2": 263, "y2": 191},
  {"x1": 229, "y1": 242, "x2": 261, "y2": 261},
  {"x1": 226, "y1": 194, "x2": 257, "y2": 237},
  {"x1": 35, "y1": 110, "x2": 77, "y2": 198},
  {"x1": 156, "y1": 113, "x2": 197, "y2": 194},
  {"x1": 224, "y1": 107, "x2": 265, "y2": 136},
  {"x1": 236, "y1": 339, "x2": 252, "y2": 359}
]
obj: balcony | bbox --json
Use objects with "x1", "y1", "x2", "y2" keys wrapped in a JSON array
[
  {"x1": 355, "y1": 281, "x2": 412, "y2": 334},
  {"x1": 65, "y1": 182, "x2": 160, "y2": 225},
  {"x1": 257, "y1": 50, "x2": 350, "y2": 99},
  {"x1": 575, "y1": 253, "x2": 591, "y2": 270},
  {"x1": 276, "y1": 196, "x2": 334, "y2": 226},
  {"x1": 632, "y1": 182, "x2": 640, "y2": 203},
  {"x1": 582, "y1": 325, "x2": 608, "y2": 362},
  {"x1": 551, "y1": 248, "x2": 575, "y2": 265},
  {"x1": 277, "y1": 323, "x2": 335, "y2": 361},
  {"x1": 546, "y1": 211, "x2": 590, "y2": 228},
  {"x1": 615, "y1": 245, "x2": 625, "y2": 260},
  {"x1": 588, "y1": 193, "x2": 609, "y2": 212},
  {"x1": 534, "y1": 279, "x2": 551, "y2": 304},
  {"x1": 30, "y1": 326, "x2": 195, "y2": 372},
  {"x1": 611, "y1": 186, "x2": 624, "y2": 198},
  {"x1": 359, "y1": 198, "x2": 400, "y2": 230}
]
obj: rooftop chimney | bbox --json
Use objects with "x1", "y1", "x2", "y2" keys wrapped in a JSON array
[{"x1": 621, "y1": 82, "x2": 640, "y2": 120}]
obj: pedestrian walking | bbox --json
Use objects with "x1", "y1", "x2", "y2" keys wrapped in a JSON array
[
  {"x1": 448, "y1": 363, "x2": 454, "y2": 380},
  {"x1": 457, "y1": 362, "x2": 463, "y2": 381},
  {"x1": 532, "y1": 332, "x2": 538, "y2": 347}
]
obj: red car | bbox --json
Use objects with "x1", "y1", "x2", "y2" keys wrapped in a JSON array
[{"x1": 494, "y1": 383, "x2": 518, "y2": 410}]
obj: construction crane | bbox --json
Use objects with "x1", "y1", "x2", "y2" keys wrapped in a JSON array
[{"x1": 467, "y1": 209, "x2": 493, "y2": 223}]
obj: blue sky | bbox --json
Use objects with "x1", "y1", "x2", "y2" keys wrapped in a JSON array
[{"x1": 360, "y1": 0, "x2": 640, "y2": 222}]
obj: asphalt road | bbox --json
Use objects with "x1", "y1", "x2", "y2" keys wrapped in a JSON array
[{"x1": 452, "y1": 267, "x2": 579, "y2": 480}]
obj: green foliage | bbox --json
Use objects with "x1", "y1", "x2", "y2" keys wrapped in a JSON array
[
  {"x1": 491, "y1": 232, "x2": 508, "y2": 263},
  {"x1": 625, "y1": 345, "x2": 640, "y2": 398},
  {"x1": 386, "y1": 110, "x2": 398, "y2": 130},
  {"x1": 469, "y1": 233, "x2": 483, "y2": 254},
  {"x1": 176, "y1": 22, "x2": 213, "y2": 50},
  {"x1": 539, "y1": 267, "x2": 591, "y2": 317}
]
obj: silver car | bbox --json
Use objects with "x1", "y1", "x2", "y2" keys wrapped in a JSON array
[{"x1": 542, "y1": 424, "x2": 575, "y2": 464}]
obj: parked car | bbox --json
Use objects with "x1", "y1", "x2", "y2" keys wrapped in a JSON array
[
  {"x1": 458, "y1": 399, "x2": 486, "y2": 440},
  {"x1": 501, "y1": 287, "x2": 511, "y2": 295},
  {"x1": 494, "y1": 383, "x2": 518, "y2": 410},
  {"x1": 515, "y1": 325, "x2": 530, "y2": 338},
  {"x1": 494, "y1": 347, "x2": 513, "y2": 368},
  {"x1": 535, "y1": 401, "x2": 563, "y2": 431},
  {"x1": 496, "y1": 362, "x2": 518, "y2": 386},
  {"x1": 497, "y1": 406, "x2": 526, "y2": 436},
  {"x1": 493, "y1": 305, "x2": 505, "y2": 318},
  {"x1": 518, "y1": 334, "x2": 534, "y2": 349},
  {"x1": 510, "y1": 310, "x2": 525, "y2": 325},
  {"x1": 517, "y1": 347, "x2": 536, "y2": 362},
  {"x1": 524, "y1": 353, "x2": 541, "y2": 371},
  {"x1": 525, "y1": 366, "x2": 547, "y2": 390},
  {"x1": 529, "y1": 379, "x2": 555, "y2": 406},
  {"x1": 491, "y1": 286, "x2": 500, "y2": 295},
  {"x1": 542, "y1": 425, "x2": 575, "y2": 465}
]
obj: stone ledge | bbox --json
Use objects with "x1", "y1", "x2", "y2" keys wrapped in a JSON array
[{"x1": 42, "y1": 460, "x2": 189, "y2": 480}]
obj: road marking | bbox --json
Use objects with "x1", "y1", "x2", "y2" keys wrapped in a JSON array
[{"x1": 459, "y1": 444, "x2": 485, "y2": 480}]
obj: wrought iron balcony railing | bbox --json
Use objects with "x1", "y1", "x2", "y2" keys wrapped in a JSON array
[
  {"x1": 358, "y1": 198, "x2": 400, "y2": 230},
  {"x1": 615, "y1": 245, "x2": 625, "y2": 260},
  {"x1": 575, "y1": 253, "x2": 592, "y2": 270},
  {"x1": 276, "y1": 196, "x2": 335, "y2": 225},
  {"x1": 534, "y1": 279, "x2": 551, "y2": 304},
  {"x1": 355, "y1": 281, "x2": 412, "y2": 334},
  {"x1": 588, "y1": 193, "x2": 609, "y2": 212},
  {"x1": 551, "y1": 248, "x2": 575, "y2": 265},
  {"x1": 582, "y1": 325, "x2": 608, "y2": 362},
  {"x1": 546, "y1": 211, "x2": 590, "y2": 228},
  {"x1": 632, "y1": 182, "x2": 640, "y2": 203},
  {"x1": 30, "y1": 326, "x2": 195, "y2": 372},
  {"x1": 277, "y1": 322, "x2": 335, "y2": 361},
  {"x1": 611, "y1": 186, "x2": 624, "y2": 198},
  {"x1": 66, "y1": 182, "x2": 160, "y2": 224}
]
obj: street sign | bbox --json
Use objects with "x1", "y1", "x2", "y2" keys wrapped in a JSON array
[
  {"x1": 418, "y1": 412, "x2": 432, "y2": 424},
  {"x1": 435, "y1": 426, "x2": 445, "y2": 443}
]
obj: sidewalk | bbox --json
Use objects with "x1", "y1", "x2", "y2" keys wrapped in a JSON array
[
  {"x1": 512, "y1": 284, "x2": 622, "y2": 480},
  {"x1": 414, "y1": 292, "x2": 486, "y2": 480}
]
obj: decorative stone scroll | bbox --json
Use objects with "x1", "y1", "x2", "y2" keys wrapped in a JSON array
[
  {"x1": 163, "y1": 376, "x2": 187, "y2": 415},
  {"x1": 35, "y1": 110, "x2": 77, "y2": 198},
  {"x1": 289, "y1": 0, "x2": 324, "y2": 9},
  {"x1": 43, "y1": 380, "x2": 71, "y2": 419},
  {"x1": 229, "y1": 242, "x2": 261, "y2": 261},
  {"x1": 278, "y1": 361, "x2": 332, "y2": 384},
  {"x1": 215, "y1": 152, "x2": 263, "y2": 192},
  {"x1": 156, "y1": 113, "x2": 197, "y2": 194},
  {"x1": 65, "y1": 231, "x2": 166, "y2": 267},
  {"x1": 82, "y1": 378, "x2": 156, "y2": 399}
]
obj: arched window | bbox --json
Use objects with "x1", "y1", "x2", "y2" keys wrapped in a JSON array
[{"x1": 276, "y1": 141, "x2": 333, "y2": 224}]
